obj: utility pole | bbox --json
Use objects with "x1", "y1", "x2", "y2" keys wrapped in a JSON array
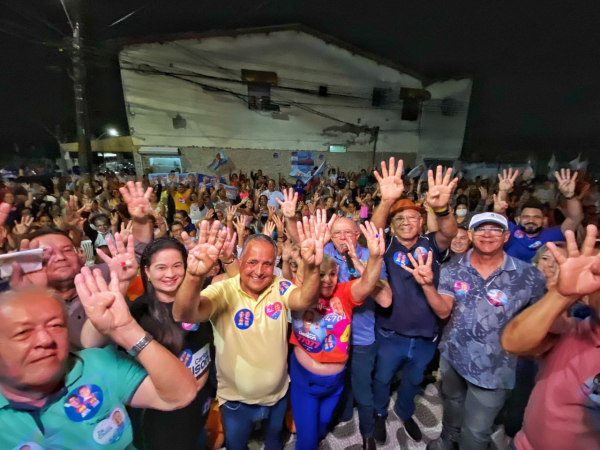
[{"x1": 70, "y1": 3, "x2": 93, "y2": 174}]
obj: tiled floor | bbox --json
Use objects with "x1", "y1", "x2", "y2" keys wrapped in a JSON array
[{"x1": 249, "y1": 383, "x2": 443, "y2": 450}]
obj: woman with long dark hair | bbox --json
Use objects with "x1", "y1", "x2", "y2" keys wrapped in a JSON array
[{"x1": 131, "y1": 237, "x2": 216, "y2": 449}]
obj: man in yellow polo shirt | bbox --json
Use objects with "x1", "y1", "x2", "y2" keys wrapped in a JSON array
[{"x1": 174, "y1": 219, "x2": 323, "y2": 450}]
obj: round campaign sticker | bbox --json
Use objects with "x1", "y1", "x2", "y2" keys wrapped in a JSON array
[
  {"x1": 529, "y1": 241, "x2": 543, "y2": 250},
  {"x1": 279, "y1": 281, "x2": 292, "y2": 295},
  {"x1": 64, "y1": 384, "x2": 104, "y2": 422},
  {"x1": 453, "y1": 280, "x2": 470, "y2": 296},
  {"x1": 93, "y1": 407, "x2": 127, "y2": 445},
  {"x1": 202, "y1": 397, "x2": 213, "y2": 416},
  {"x1": 514, "y1": 230, "x2": 525, "y2": 239},
  {"x1": 413, "y1": 246, "x2": 429, "y2": 261},
  {"x1": 487, "y1": 289, "x2": 508, "y2": 307},
  {"x1": 323, "y1": 334, "x2": 336, "y2": 352},
  {"x1": 265, "y1": 302, "x2": 283, "y2": 320},
  {"x1": 178, "y1": 197, "x2": 186, "y2": 204},
  {"x1": 11, "y1": 443, "x2": 44, "y2": 450},
  {"x1": 393, "y1": 251, "x2": 409, "y2": 266},
  {"x1": 234, "y1": 309, "x2": 254, "y2": 330},
  {"x1": 181, "y1": 322, "x2": 199, "y2": 331},
  {"x1": 179, "y1": 349, "x2": 193, "y2": 367}
]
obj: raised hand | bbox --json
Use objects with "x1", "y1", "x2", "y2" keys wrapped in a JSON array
[
  {"x1": 186, "y1": 221, "x2": 228, "y2": 277},
  {"x1": 314, "y1": 209, "x2": 336, "y2": 245},
  {"x1": 373, "y1": 157, "x2": 404, "y2": 202},
  {"x1": 13, "y1": 216, "x2": 33, "y2": 236},
  {"x1": 9, "y1": 238, "x2": 47, "y2": 289},
  {"x1": 53, "y1": 216, "x2": 65, "y2": 230},
  {"x1": 218, "y1": 227, "x2": 237, "y2": 263},
  {"x1": 262, "y1": 220, "x2": 275, "y2": 237},
  {"x1": 119, "y1": 181, "x2": 152, "y2": 220},
  {"x1": 272, "y1": 213, "x2": 285, "y2": 236},
  {"x1": 119, "y1": 220, "x2": 133, "y2": 242},
  {"x1": 0, "y1": 203, "x2": 10, "y2": 228},
  {"x1": 74, "y1": 268, "x2": 135, "y2": 337},
  {"x1": 493, "y1": 193, "x2": 508, "y2": 214},
  {"x1": 65, "y1": 195, "x2": 84, "y2": 228},
  {"x1": 427, "y1": 166, "x2": 458, "y2": 210},
  {"x1": 402, "y1": 249, "x2": 434, "y2": 285},
  {"x1": 96, "y1": 233, "x2": 139, "y2": 285},
  {"x1": 359, "y1": 221, "x2": 385, "y2": 258},
  {"x1": 555, "y1": 168, "x2": 578, "y2": 199},
  {"x1": 276, "y1": 188, "x2": 298, "y2": 219},
  {"x1": 226, "y1": 205, "x2": 237, "y2": 223},
  {"x1": 267, "y1": 206, "x2": 277, "y2": 219},
  {"x1": 547, "y1": 225, "x2": 600, "y2": 297},
  {"x1": 478, "y1": 186, "x2": 488, "y2": 201},
  {"x1": 498, "y1": 168, "x2": 519, "y2": 192},
  {"x1": 297, "y1": 216, "x2": 324, "y2": 268}
]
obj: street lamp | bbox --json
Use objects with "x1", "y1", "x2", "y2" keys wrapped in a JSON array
[{"x1": 96, "y1": 128, "x2": 119, "y2": 139}]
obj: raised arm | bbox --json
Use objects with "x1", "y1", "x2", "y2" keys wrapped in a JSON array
[
  {"x1": 173, "y1": 221, "x2": 227, "y2": 323},
  {"x1": 371, "y1": 157, "x2": 405, "y2": 229},
  {"x1": 277, "y1": 187, "x2": 301, "y2": 244},
  {"x1": 120, "y1": 181, "x2": 154, "y2": 244},
  {"x1": 287, "y1": 217, "x2": 323, "y2": 311},
  {"x1": 75, "y1": 268, "x2": 198, "y2": 410},
  {"x1": 555, "y1": 168, "x2": 583, "y2": 235},
  {"x1": 350, "y1": 221, "x2": 385, "y2": 303},
  {"x1": 502, "y1": 226, "x2": 600, "y2": 356},
  {"x1": 426, "y1": 166, "x2": 459, "y2": 251},
  {"x1": 497, "y1": 168, "x2": 519, "y2": 203}
]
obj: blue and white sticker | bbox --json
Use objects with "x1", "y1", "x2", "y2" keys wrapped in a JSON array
[
  {"x1": 279, "y1": 281, "x2": 292, "y2": 295},
  {"x1": 64, "y1": 384, "x2": 104, "y2": 422},
  {"x1": 529, "y1": 240, "x2": 543, "y2": 250},
  {"x1": 393, "y1": 251, "x2": 409, "y2": 266},
  {"x1": 93, "y1": 407, "x2": 127, "y2": 445},
  {"x1": 323, "y1": 334, "x2": 336, "y2": 352},
  {"x1": 179, "y1": 344, "x2": 211, "y2": 378},
  {"x1": 181, "y1": 322, "x2": 199, "y2": 331},
  {"x1": 11, "y1": 443, "x2": 44, "y2": 450},
  {"x1": 413, "y1": 246, "x2": 429, "y2": 261},
  {"x1": 487, "y1": 289, "x2": 508, "y2": 307},
  {"x1": 514, "y1": 229, "x2": 525, "y2": 239},
  {"x1": 234, "y1": 309, "x2": 254, "y2": 330}
]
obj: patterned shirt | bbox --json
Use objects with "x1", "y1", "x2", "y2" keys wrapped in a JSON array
[{"x1": 438, "y1": 250, "x2": 546, "y2": 389}]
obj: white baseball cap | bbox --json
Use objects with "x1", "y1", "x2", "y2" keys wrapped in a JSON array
[{"x1": 469, "y1": 212, "x2": 508, "y2": 230}]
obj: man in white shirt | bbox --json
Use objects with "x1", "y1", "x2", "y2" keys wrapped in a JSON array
[{"x1": 262, "y1": 179, "x2": 285, "y2": 208}]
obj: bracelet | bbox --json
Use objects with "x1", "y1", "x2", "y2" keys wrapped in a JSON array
[
  {"x1": 434, "y1": 209, "x2": 450, "y2": 217},
  {"x1": 127, "y1": 332, "x2": 154, "y2": 358},
  {"x1": 564, "y1": 194, "x2": 575, "y2": 200},
  {"x1": 432, "y1": 206, "x2": 448, "y2": 214},
  {"x1": 222, "y1": 257, "x2": 236, "y2": 265}
]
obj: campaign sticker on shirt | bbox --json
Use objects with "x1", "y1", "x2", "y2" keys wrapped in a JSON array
[
  {"x1": 393, "y1": 251, "x2": 409, "y2": 266},
  {"x1": 181, "y1": 322, "x2": 199, "y2": 331},
  {"x1": 453, "y1": 281, "x2": 470, "y2": 296},
  {"x1": 11, "y1": 443, "x2": 44, "y2": 450},
  {"x1": 234, "y1": 309, "x2": 254, "y2": 330},
  {"x1": 265, "y1": 302, "x2": 283, "y2": 320},
  {"x1": 93, "y1": 407, "x2": 127, "y2": 445},
  {"x1": 202, "y1": 396, "x2": 213, "y2": 416},
  {"x1": 179, "y1": 344, "x2": 211, "y2": 378},
  {"x1": 64, "y1": 384, "x2": 104, "y2": 422},
  {"x1": 413, "y1": 246, "x2": 429, "y2": 261},
  {"x1": 323, "y1": 334, "x2": 336, "y2": 352},
  {"x1": 487, "y1": 289, "x2": 508, "y2": 307},
  {"x1": 279, "y1": 281, "x2": 292, "y2": 295},
  {"x1": 529, "y1": 240, "x2": 543, "y2": 250},
  {"x1": 178, "y1": 197, "x2": 186, "y2": 204},
  {"x1": 514, "y1": 229, "x2": 525, "y2": 239}
]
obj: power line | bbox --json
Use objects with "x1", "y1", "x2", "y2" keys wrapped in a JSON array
[
  {"x1": 0, "y1": 0, "x2": 65, "y2": 36},
  {"x1": 59, "y1": 0, "x2": 74, "y2": 32}
]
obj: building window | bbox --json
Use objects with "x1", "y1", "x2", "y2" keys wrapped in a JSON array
[
  {"x1": 242, "y1": 69, "x2": 278, "y2": 111},
  {"x1": 329, "y1": 145, "x2": 347, "y2": 153}
]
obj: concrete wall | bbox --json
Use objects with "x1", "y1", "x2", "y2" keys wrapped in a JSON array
[
  {"x1": 120, "y1": 29, "x2": 471, "y2": 166},
  {"x1": 418, "y1": 78, "x2": 473, "y2": 162}
]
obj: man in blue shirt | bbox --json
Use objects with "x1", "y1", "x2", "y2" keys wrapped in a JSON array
[
  {"x1": 420, "y1": 212, "x2": 546, "y2": 450},
  {"x1": 370, "y1": 158, "x2": 458, "y2": 444},
  {"x1": 0, "y1": 273, "x2": 198, "y2": 449},
  {"x1": 496, "y1": 168, "x2": 582, "y2": 263}
]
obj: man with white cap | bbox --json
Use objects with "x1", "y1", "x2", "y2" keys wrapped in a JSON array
[{"x1": 415, "y1": 212, "x2": 546, "y2": 450}]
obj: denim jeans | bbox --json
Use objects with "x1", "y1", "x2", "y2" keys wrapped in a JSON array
[
  {"x1": 220, "y1": 392, "x2": 288, "y2": 450},
  {"x1": 440, "y1": 357, "x2": 507, "y2": 450},
  {"x1": 351, "y1": 342, "x2": 378, "y2": 438},
  {"x1": 373, "y1": 326, "x2": 437, "y2": 421},
  {"x1": 289, "y1": 352, "x2": 345, "y2": 450}
]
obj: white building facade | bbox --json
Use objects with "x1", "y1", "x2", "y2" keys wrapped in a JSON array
[{"x1": 118, "y1": 25, "x2": 472, "y2": 176}]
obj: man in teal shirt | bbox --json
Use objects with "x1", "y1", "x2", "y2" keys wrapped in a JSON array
[{"x1": 0, "y1": 269, "x2": 198, "y2": 450}]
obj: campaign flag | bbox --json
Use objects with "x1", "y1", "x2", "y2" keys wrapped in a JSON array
[{"x1": 208, "y1": 151, "x2": 228, "y2": 172}]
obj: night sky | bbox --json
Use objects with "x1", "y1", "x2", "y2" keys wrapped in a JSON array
[{"x1": 1, "y1": 0, "x2": 599, "y2": 166}]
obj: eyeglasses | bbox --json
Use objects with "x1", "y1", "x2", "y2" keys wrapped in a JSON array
[
  {"x1": 473, "y1": 227, "x2": 505, "y2": 236},
  {"x1": 331, "y1": 230, "x2": 357, "y2": 238},
  {"x1": 392, "y1": 215, "x2": 420, "y2": 225}
]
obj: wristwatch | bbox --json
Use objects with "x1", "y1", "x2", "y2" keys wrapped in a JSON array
[{"x1": 127, "y1": 332, "x2": 154, "y2": 357}]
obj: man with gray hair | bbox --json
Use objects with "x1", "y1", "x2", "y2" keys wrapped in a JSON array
[{"x1": 174, "y1": 219, "x2": 324, "y2": 450}]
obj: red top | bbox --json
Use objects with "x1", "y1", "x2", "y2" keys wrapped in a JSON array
[{"x1": 289, "y1": 280, "x2": 360, "y2": 364}]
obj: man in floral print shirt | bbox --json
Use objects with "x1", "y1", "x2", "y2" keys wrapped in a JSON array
[{"x1": 420, "y1": 212, "x2": 546, "y2": 450}]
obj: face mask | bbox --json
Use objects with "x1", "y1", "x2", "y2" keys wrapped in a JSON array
[{"x1": 456, "y1": 209, "x2": 468, "y2": 217}]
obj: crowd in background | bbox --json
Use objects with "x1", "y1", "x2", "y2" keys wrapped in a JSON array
[{"x1": 0, "y1": 160, "x2": 599, "y2": 450}]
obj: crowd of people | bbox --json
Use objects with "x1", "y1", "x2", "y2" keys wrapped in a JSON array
[{"x1": 0, "y1": 158, "x2": 599, "y2": 450}]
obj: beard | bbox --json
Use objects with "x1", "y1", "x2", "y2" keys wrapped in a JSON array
[{"x1": 520, "y1": 224, "x2": 543, "y2": 235}]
